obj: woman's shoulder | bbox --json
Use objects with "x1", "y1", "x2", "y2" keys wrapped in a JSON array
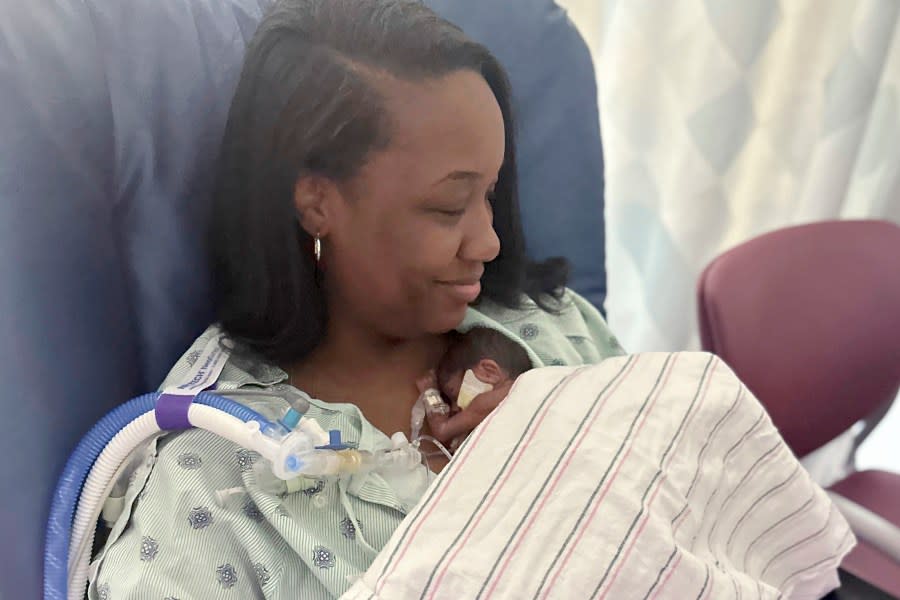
[
  {"x1": 470, "y1": 288, "x2": 615, "y2": 341},
  {"x1": 462, "y1": 288, "x2": 625, "y2": 368},
  {"x1": 158, "y1": 324, "x2": 289, "y2": 392}
]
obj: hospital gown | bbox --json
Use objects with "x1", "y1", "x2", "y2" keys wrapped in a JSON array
[{"x1": 89, "y1": 290, "x2": 624, "y2": 599}]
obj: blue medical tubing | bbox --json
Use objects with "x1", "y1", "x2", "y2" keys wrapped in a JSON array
[{"x1": 44, "y1": 391, "x2": 269, "y2": 600}]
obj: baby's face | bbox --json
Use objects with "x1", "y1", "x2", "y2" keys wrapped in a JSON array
[
  {"x1": 438, "y1": 363, "x2": 513, "y2": 409},
  {"x1": 439, "y1": 371, "x2": 464, "y2": 408}
]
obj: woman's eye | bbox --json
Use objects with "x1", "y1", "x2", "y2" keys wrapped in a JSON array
[
  {"x1": 428, "y1": 206, "x2": 465, "y2": 218},
  {"x1": 484, "y1": 191, "x2": 496, "y2": 218},
  {"x1": 485, "y1": 190, "x2": 497, "y2": 209}
]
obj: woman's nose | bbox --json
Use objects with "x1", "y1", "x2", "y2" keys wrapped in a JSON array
[{"x1": 461, "y1": 200, "x2": 501, "y2": 264}]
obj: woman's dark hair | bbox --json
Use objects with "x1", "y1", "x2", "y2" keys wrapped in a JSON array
[{"x1": 212, "y1": 0, "x2": 568, "y2": 362}]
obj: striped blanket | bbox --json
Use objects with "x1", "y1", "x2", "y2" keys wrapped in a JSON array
[{"x1": 342, "y1": 353, "x2": 855, "y2": 599}]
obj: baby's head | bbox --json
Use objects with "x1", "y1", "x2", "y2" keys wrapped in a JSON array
[{"x1": 436, "y1": 327, "x2": 532, "y2": 408}]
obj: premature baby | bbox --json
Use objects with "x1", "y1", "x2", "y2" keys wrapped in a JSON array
[{"x1": 412, "y1": 327, "x2": 533, "y2": 451}]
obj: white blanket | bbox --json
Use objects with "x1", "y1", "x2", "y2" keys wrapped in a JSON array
[{"x1": 343, "y1": 353, "x2": 855, "y2": 599}]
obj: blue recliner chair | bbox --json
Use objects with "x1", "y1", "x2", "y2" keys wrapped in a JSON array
[{"x1": 0, "y1": 1, "x2": 607, "y2": 597}]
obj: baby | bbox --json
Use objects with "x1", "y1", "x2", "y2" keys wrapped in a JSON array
[{"x1": 413, "y1": 327, "x2": 533, "y2": 449}]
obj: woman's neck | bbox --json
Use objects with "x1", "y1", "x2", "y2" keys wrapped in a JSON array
[{"x1": 285, "y1": 317, "x2": 449, "y2": 433}]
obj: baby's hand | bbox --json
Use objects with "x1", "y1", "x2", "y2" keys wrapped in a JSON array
[
  {"x1": 416, "y1": 370, "x2": 438, "y2": 394},
  {"x1": 426, "y1": 379, "x2": 514, "y2": 445}
]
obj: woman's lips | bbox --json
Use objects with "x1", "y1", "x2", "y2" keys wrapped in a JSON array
[{"x1": 438, "y1": 280, "x2": 482, "y2": 303}]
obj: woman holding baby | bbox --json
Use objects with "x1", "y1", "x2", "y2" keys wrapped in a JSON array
[{"x1": 89, "y1": 1, "x2": 621, "y2": 597}]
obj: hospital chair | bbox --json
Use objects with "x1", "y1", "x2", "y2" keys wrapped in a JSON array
[
  {"x1": 0, "y1": 0, "x2": 607, "y2": 597},
  {"x1": 698, "y1": 220, "x2": 900, "y2": 597}
]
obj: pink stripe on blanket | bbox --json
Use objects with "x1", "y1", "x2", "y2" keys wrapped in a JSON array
[
  {"x1": 673, "y1": 506, "x2": 692, "y2": 533},
  {"x1": 539, "y1": 355, "x2": 680, "y2": 598},
  {"x1": 650, "y1": 554, "x2": 683, "y2": 600},
  {"x1": 373, "y1": 375, "x2": 510, "y2": 594},
  {"x1": 598, "y1": 360, "x2": 718, "y2": 598},
  {"x1": 595, "y1": 476, "x2": 669, "y2": 599},
  {"x1": 481, "y1": 357, "x2": 640, "y2": 597},
  {"x1": 424, "y1": 368, "x2": 590, "y2": 600}
]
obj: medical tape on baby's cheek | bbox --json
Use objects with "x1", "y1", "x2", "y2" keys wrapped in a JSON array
[{"x1": 456, "y1": 369, "x2": 493, "y2": 410}]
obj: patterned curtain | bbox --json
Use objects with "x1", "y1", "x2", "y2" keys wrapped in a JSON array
[{"x1": 560, "y1": 0, "x2": 900, "y2": 352}]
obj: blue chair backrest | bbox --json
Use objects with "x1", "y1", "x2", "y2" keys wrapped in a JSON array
[{"x1": 0, "y1": 1, "x2": 605, "y2": 596}]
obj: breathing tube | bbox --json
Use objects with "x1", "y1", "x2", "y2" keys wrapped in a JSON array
[
  {"x1": 44, "y1": 391, "x2": 264, "y2": 600},
  {"x1": 43, "y1": 333, "x2": 423, "y2": 600}
]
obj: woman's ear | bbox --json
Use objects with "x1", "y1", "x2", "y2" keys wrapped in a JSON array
[
  {"x1": 294, "y1": 176, "x2": 333, "y2": 237},
  {"x1": 473, "y1": 359, "x2": 508, "y2": 385}
]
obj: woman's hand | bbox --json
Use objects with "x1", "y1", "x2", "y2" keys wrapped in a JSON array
[{"x1": 426, "y1": 379, "x2": 514, "y2": 445}]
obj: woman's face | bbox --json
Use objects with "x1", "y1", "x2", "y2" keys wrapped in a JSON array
[{"x1": 323, "y1": 70, "x2": 505, "y2": 339}]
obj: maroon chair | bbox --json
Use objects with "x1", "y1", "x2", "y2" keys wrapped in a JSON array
[{"x1": 697, "y1": 220, "x2": 900, "y2": 596}]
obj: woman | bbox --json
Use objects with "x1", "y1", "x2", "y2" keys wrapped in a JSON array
[{"x1": 90, "y1": 0, "x2": 622, "y2": 597}]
